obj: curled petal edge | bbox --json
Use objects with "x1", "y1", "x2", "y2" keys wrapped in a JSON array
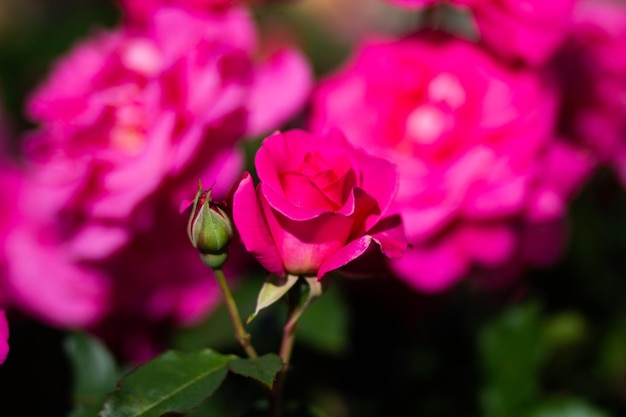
[{"x1": 232, "y1": 172, "x2": 285, "y2": 277}]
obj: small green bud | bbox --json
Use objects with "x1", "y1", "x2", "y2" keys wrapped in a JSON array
[{"x1": 187, "y1": 182, "x2": 233, "y2": 268}]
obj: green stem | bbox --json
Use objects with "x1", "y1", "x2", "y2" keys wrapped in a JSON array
[
  {"x1": 213, "y1": 268, "x2": 257, "y2": 359},
  {"x1": 270, "y1": 279, "x2": 321, "y2": 416}
]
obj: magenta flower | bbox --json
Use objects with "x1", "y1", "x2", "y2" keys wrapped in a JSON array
[
  {"x1": 556, "y1": 0, "x2": 626, "y2": 185},
  {"x1": 385, "y1": 0, "x2": 575, "y2": 65},
  {"x1": 472, "y1": 0, "x2": 576, "y2": 65},
  {"x1": 232, "y1": 129, "x2": 406, "y2": 279},
  {"x1": 27, "y1": 6, "x2": 310, "y2": 221},
  {"x1": 311, "y1": 35, "x2": 592, "y2": 292},
  {"x1": 120, "y1": 0, "x2": 237, "y2": 23}
]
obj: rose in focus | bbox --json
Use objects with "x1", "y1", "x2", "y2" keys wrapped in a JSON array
[
  {"x1": 233, "y1": 129, "x2": 406, "y2": 279},
  {"x1": 311, "y1": 35, "x2": 592, "y2": 292}
]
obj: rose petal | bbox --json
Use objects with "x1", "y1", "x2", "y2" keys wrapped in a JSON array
[
  {"x1": 247, "y1": 48, "x2": 313, "y2": 136},
  {"x1": 317, "y1": 235, "x2": 374, "y2": 280},
  {"x1": 391, "y1": 240, "x2": 468, "y2": 293},
  {"x1": 232, "y1": 172, "x2": 284, "y2": 277},
  {"x1": 369, "y1": 214, "x2": 407, "y2": 259},
  {"x1": 5, "y1": 228, "x2": 109, "y2": 328}
]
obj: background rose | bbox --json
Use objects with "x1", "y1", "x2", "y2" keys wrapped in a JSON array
[
  {"x1": 556, "y1": 0, "x2": 626, "y2": 186},
  {"x1": 119, "y1": 0, "x2": 237, "y2": 23},
  {"x1": 311, "y1": 35, "x2": 592, "y2": 292},
  {"x1": 385, "y1": 0, "x2": 575, "y2": 66},
  {"x1": 233, "y1": 129, "x2": 406, "y2": 279}
]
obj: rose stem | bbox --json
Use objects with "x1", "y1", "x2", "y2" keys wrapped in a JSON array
[
  {"x1": 213, "y1": 268, "x2": 257, "y2": 359},
  {"x1": 270, "y1": 285, "x2": 317, "y2": 416}
]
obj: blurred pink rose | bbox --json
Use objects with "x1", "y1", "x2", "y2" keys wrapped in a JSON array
[
  {"x1": 385, "y1": 0, "x2": 575, "y2": 65},
  {"x1": 472, "y1": 0, "x2": 576, "y2": 65},
  {"x1": 232, "y1": 129, "x2": 406, "y2": 279},
  {"x1": 120, "y1": 0, "x2": 236, "y2": 22},
  {"x1": 556, "y1": 0, "x2": 626, "y2": 185},
  {"x1": 10, "y1": 6, "x2": 310, "y2": 357},
  {"x1": 118, "y1": 0, "x2": 291, "y2": 23},
  {"x1": 311, "y1": 35, "x2": 592, "y2": 292},
  {"x1": 27, "y1": 6, "x2": 310, "y2": 222}
]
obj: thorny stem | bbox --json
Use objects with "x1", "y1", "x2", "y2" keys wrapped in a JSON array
[{"x1": 213, "y1": 268, "x2": 258, "y2": 359}]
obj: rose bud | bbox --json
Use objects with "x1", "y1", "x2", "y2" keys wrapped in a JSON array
[{"x1": 187, "y1": 183, "x2": 233, "y2": 269}]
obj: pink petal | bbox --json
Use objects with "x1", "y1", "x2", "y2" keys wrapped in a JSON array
[
  {"x1": 333, "y1": 128, "x2": 400, "y2": 229},
  {"x1": 232, "y1": 172, "x2": 284, "y2": 277},
  {"x1": 458, "y1": 224, "x2": 516, "y2": 266},
  {"x1": 257, "y1": 130, "x2": 354, "y2": 220},
  {"x1": 317, "y1": 235, "x2": 374, "y2": 280},
  {"x1": 391, "y1": 241, "x2": 469, "y2": 293},
  {"x1": 247, "y1": 48, "x2": 313, "y2": 137},
  {"x1": 369, "y1": 214, "x2": 407, "y2": 259},
  {"x1": 5, "y1": 228, "x2": 109, "y2": 328}
]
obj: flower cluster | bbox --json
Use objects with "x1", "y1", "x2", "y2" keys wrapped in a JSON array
[{"x1": 0, "y1": 0, "x2": 625, "y2": 364}]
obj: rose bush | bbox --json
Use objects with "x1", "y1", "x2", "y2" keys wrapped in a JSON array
[
  {"x1": 311, "y1": 35, "x2": 592, "y2": 292},
  {"x1": 232, "y1": 129, "x2": 406, "y2": 279}
]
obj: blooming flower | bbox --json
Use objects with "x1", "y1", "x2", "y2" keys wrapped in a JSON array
[
  {"x1": 556, "y1": 0, "x2": 626, "y2": 185},
  {"x1": 311, "y1": 35, "x2": 592, "y2": 292},
  {"x1": 385, "y1": 0, "x2": 576, "y2": 65},
  {"x1": 232, "y1": 129, "x2": 406, "y2": 279}
]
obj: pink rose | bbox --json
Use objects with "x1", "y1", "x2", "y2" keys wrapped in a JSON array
[
  {"x1": 26, "y1": 7, "x2": 254, "y2": 221},
  {"x1": 232, "y1": 129, "x2": 406, "y2": 279},
  {"x1": 385, "y1": 0, "x2": 575, "y2": 65},
  {"x1": 311, "y1": 35, "x2": 592, "y2": 292},
  {"x1": 118, "y1": 0, "x2": 291, "y2": 24},
  {"x1": 555, "y1": 0, "x2": 626, "y2": 185},
  {"x1": 3, "y1": 161, "x2": 111, "y2": 328},
  {"x1": 472, "y1": 0, "x2": 576, "y2": 65},
  {"x1": 120, "y1": 0, "x2": 237, "y2": 23}
]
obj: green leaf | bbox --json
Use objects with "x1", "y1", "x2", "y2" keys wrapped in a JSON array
[
  {"x1": 100, "y1": 349, "x2": 232, "y2": 417},
  {"x1": 479, "y1": 303, "x2": 547, "y2": 416},
  {"x1": 64, "y1": 332, "x2": 120, "y2": 417},
  {"x1": 529, "y1": 398, "x2": 612, "y2": 417},
  {"x1": 228, "y1": 354, "x2": 284, "y2": 389},
  {"x1": 297, "y1": 285, "x2": 349, "y2": 355},
  {"x1": 248, "y1": 274, "x2": 299, "y2": 324}
]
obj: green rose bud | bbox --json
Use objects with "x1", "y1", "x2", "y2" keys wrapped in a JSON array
[{"x1": 187, "y1": 182, "x2": 233, "y2": 269}]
